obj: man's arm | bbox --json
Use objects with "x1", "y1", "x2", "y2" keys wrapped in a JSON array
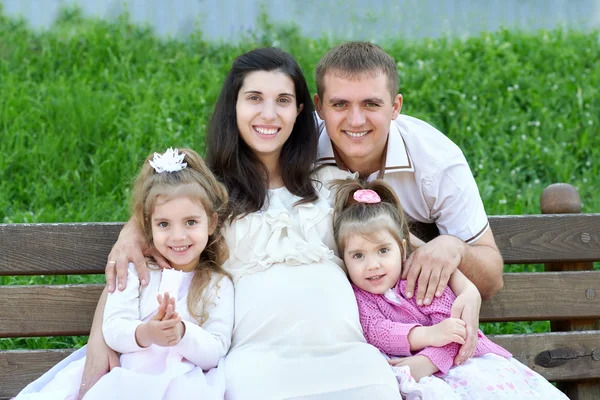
[{"x1": 455, "y1": 228, "x2": 504, "y2": 299}]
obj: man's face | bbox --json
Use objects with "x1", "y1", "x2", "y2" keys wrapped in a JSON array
[{"x1": 315, "y1": 70, "x2": 402, "y2": 171}]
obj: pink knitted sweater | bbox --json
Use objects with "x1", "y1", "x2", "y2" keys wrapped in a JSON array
[{"x1": 353, "y1": 279, "x2": 511, "y2": 376}]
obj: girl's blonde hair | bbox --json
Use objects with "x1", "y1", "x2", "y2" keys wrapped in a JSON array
[
  {"x1": 131, "y1": 148, "x2": 231, "y2": 325},
  {"x1": 331, "y1": 179, "x2": 412, "y2": 260}
]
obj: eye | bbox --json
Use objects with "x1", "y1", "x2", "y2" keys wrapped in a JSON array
[
  {"x1": 158, "y1": 221, "x2": 168, "y2": 228},
  {"x1": 278, "y1": 97, "x2": 292, "y2": 104},
  {"x1": 379, "y1": 247, "x2": 389, "y2": 254},
  {"x1": 186, "y1": 220, "x2": 197, "y2": 226},
  {"x1": 248, "y1": 95, "x2": 260, "y2": 101},
  {"x1": 366, "y1": 102, "x2": 380, "y2": 108},
  {"x1": 352, "y1": 253, "x2": 364, "y2": 259},
  {"x1": 332, "y1": 103, "x2": 346, "y2": 108}
]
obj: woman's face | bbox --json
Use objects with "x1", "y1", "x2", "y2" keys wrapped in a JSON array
[{"x1": 236, "y1": 70, "x2": 303, "y2": 165}]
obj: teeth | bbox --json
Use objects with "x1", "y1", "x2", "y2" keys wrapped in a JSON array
[
  {"x1": 345, "y1": 131, "x2": 368, "y2": 138},
  {"x1": 255, "y1": 127, "x2": 279, "y2": 135},
  {"x1": 368, "y1": 275, "x2": 384, "y2": 281},
  {"x1": 171, "y1": 246, "x2": 189, "y2": 252}
]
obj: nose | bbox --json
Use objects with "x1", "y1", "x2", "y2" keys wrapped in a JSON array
[
  {"x1": 172, "y1": 225, "x2": 187, "y2": 241},
  {"x1": 261, "y1": 100, "x2": 277, "y2": 121},
  {"x1": 367, "y1": 257, "x2": 381, "y2": 270},
  {"x1": 347, "y1": 105, "x2": 366, "y2": 127}
]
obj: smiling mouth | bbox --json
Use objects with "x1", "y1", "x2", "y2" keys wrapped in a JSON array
[
  {"x1": 343, "y1": 130, "x2": 369, "y2": 138},
  {"x1": 170, "y1": 245, "x2": 191, "y2": 253},
  {"x1": 254, "y1": 126, "x2": 280, "y2": 135},
  {"x1": 367, "y1": 274, "x2": 385, "y2": 281}
]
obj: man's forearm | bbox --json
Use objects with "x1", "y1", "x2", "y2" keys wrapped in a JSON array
[{"x1": 458, "y1": 244, "x2": 503, "y2": 300}]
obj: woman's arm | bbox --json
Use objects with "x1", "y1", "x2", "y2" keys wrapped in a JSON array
[
  {"x1": 78, "y1": 288, "x2": 120, "y2": 400},
  {"x1": 174, "y1": 276, "x2": 234, "y2": 370},
  {"x1": 447, "y1": 269, "x2": 481, "y2": 364}
]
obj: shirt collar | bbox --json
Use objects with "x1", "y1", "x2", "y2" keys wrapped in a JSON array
[{"x1": 316, "y1": 119, "x2": 414, "y2": 174}]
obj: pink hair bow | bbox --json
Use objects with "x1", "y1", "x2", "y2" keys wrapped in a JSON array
[{"x1": 353, "y1": 189, "x2": 381, "y2": 204}]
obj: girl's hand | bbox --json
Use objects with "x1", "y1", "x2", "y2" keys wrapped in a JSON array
[
  {"x1": 136, "y1": 314, "x2": 183, "y2": 347},
  {"x1": 388, "y1": 355, "x2": 439, "y2": 382},
  {"x1": 428, "y1": 318, "x2": 467, "y2": 347},
  {"x1": 451, "y1": 285, "x2": 481, "y2": 365},
  {"x1": 78, "y1": 336, "x2": 120, "y2": 400}
]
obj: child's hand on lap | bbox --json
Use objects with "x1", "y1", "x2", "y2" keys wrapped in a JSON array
[
  {"x1": 388, "y1": 355, "x2": 438, "y2": 382},
  {"x1": 428, "y1": 317, "x2": 467, "y2": 347}
]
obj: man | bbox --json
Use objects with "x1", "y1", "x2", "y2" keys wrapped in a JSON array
[{"x1": 313, "y1": 42, "x2": 503, "y2": 304}]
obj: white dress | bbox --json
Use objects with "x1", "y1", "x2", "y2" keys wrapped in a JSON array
[
  {"x1": 221, "y1": 167, "x2": 400, "y2": 400},
  {"x1": 16, "y1": 266, "x2": 234, "y2": 400}
]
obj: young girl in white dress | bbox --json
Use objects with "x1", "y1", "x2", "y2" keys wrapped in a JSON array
[
  {"x1": 16, "y1": 148, "x2": 234, "y2": 400},
  {"x1": 331, "y1": 178, "x2": 569, "y2": 400}
]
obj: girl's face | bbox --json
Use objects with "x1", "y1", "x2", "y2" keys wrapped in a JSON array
[
  {"x1": 151, "y1": 195, "x2": 216, "y2": 272},
  {"x1": 343, "y1": 229, "x2": 406, "y2": 294},
  {"x1": 236, "y1": 70, "x2": 303, "y2": 166}
]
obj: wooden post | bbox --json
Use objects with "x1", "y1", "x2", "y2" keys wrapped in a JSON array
[{"x1": 541, "y1": 183, "x2": 600, "y2": 399}]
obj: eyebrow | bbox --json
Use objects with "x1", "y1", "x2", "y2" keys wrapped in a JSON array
[
  {"x1": 244, "y1": 90, "x2": 295, "y2": 97},
  {"x1": 152, "y1": 215, "x2": 203, "y2": 221},
  {"x1": 327, "y1": 97, "x2": 385, "y2": 104}
]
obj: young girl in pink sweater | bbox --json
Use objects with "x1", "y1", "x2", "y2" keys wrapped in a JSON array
[{"x1": 331, "y1": 178, "x2": 568, "y2": 399}]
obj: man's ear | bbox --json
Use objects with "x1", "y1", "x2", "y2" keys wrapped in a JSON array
[
  {"x1": 392, "y1": 94, "x2": 403, "y2": 120},
  {"x1": 314, "y1": 93, "x2": 324, "y2": 120}
]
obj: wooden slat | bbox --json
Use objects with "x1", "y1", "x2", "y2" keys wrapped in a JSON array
[
  {"x1": 2, "y1": 272, "x2": 600, "y2": 337},
  {"x1": 1, "y1": 332, "x2": 599, "y2": 398},
  {"x1": 489, "y1": 331, "x2": 600, "y2": 382},
  {"x1": 490, "y1": 214, "x2": 600, "y2": 264},
  {"x1": 0, "y1": 223, "x2": 122, "y2": 275},
  {"x1": 1, "y1": 215, "x2": 600, "y2": 276},
  {"x1": 0, "y1": 285, "x2": 103, "y2": 337},
  {"x1": 481, "y1": 271, "x2": 600, "y2": 322},
  {"x1": 412, "y1": 214, "x2": 600, "y2": 263},
  {"x1": 0, "y1": 349, "x2": 75, "y2": 400}
]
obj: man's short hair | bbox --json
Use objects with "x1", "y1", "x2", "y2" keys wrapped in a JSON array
[{"x1": 315, "y1": 41, "x2": 399, "y2": 100}]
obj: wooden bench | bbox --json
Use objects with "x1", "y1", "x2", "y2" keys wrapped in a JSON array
[{"x1": 1, "y1": 183, "x2": 599, "y2": 399}]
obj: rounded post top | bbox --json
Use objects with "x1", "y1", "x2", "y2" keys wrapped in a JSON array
[{"x1": 540, "y1": 183, "x2": 581, "y2": 214}]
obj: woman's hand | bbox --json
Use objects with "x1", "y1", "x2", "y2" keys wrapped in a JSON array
[
  {"x1": 451, "y1": 284, "x2": 481, "y2": 365},
  {"x1": 78, "y1": 336, "x2": 120, "y2": 399},
  {"x1": 105, "y1": 219, "x2": 170, "y2": 292}
]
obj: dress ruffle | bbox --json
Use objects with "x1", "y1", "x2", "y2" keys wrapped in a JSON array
[
  {"x1": 224, "y1": 184, "x2": 336, "y2": 283},
  {"x1": 223, "y1": 167, "x2": 358, "y2": 283}
]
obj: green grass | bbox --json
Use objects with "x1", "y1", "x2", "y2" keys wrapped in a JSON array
[{"x1": 1, "y1": 7, "x2": 599, "y2": 349}]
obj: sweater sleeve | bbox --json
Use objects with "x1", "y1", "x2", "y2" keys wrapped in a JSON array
[
  {"x1": 412, "y1": 286, "x2": 460, "y2": 375},
  {"x1": 173, "y1": 275, "x2": 234, "y2": 370},
  {"x1": 355, "y1": 289, "x2": 421, "y2": 357},
  {"x1": 102, "y1": 263, "x2": 145, "y2": 354}
]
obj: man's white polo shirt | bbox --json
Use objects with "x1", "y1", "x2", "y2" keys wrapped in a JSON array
[{"x1": 316, "y1": 114, "x2": 489, "y2": 244}]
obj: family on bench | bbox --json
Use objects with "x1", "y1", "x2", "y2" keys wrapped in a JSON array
[{"x1": 12, "y1": 42, "x2": 578, "y2": 399}]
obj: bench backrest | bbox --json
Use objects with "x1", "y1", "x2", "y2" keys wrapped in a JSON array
[{"x1": 1, "y1": 214, "x2": 600, "y2": 399}]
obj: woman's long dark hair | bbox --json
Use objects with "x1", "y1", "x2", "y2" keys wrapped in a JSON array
[{"x1": 206, "y1": 47, "x2": 319, "y2": 219}]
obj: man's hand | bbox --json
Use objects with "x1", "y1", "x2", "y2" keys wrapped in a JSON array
[
  {"x1": 105, "y1": 219, "x2": 170, "y2": 293},
  {"x1": 402, "y1": 235, "x2": 466, "y2": 305},
  {"x1": 388, "y1": 355, "x2": 439, "y2": 382},
  {"x1": 428, "y1": 318, "x2": 467, "y2": 347},
  {"x1": 78, "y1": 336, "x2": 120, "y2": 400},
  {"x1": 451, "y1": 286, "x2": 481, "y2": 365}
]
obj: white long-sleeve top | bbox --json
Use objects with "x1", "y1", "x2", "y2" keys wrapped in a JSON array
[{"x1": 102, "y1": 263, "x2": 234, "y2": 371}]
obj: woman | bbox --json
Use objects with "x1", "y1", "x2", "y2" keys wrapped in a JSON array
[{"x1": 79, "y1": 47, "x2": 480, "y2": 399}]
